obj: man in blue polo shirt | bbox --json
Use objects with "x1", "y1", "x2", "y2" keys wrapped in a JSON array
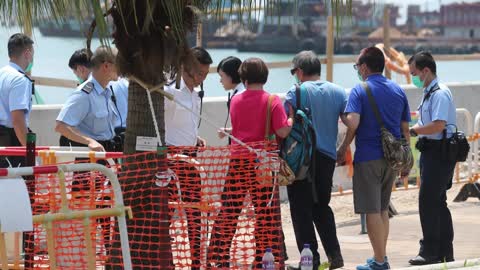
[
  {"x1": 285, "y1": 50, "x2": 347, "y2": 270},
  {"x1": 338, "y1": 46, "x2": 410, "y2": 270},
  {"x1": 408, "y1": 52, "x2": 456, "y2": 266}
]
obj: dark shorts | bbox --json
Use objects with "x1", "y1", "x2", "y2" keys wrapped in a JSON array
[{"x1": 353, "y1": 158, "x2": 396, "y2": 214}]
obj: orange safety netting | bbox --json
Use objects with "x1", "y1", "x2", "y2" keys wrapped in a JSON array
[
  {"x1": 27, "y1": 167, "x2": 115, "y2": 269},
  {"x1": 26, "y1": 142, "x2": 286, "y2": 269}
]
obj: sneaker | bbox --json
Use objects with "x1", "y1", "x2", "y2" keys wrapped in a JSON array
[
  {"x1": 357, "y1": 260, "x2": 390, "y2": 270},
  {"x1": 328, "y1": 255, "x2": 345, "y2": 269},
  {"x1": 366, "y1": 256, "x2": 388, "y2": 264}
]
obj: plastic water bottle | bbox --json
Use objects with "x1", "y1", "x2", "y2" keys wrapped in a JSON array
[
  {"x1": 300, "y1": 244, "x2": 313, "y2": 270},
  {"x1": 262, "y1": 247, "x2": 275, "y2": 269}
]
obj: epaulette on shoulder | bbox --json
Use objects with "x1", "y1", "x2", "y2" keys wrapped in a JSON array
[{"x1": 81, "y1": 82, "x2": 94, "y2": 94}]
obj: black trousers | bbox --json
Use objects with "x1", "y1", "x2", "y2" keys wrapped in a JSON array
[
  {"x1": 287, "y1": 150, "x2": 342, "y2": 263},
  {"x1": 0, "y1": 126, "x2": 23, "y2": 167},
  {"x1": 167, "y1": 152, "x2": 203, "y2": 270},
  {"x1": 418, "y1": 146, "x2": 456, "y2": 258}
]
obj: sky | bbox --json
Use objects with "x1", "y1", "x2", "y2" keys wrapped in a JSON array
[{"x1": 377, "y1": 0, "x2": 480, "y2": 24}]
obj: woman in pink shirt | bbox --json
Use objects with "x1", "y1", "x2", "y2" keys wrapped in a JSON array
[{"x1": 208, "y1": 58, "x2": 292, "y2": 268}]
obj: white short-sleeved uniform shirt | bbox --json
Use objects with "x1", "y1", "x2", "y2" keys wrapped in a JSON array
[{"x1": 164, "y1": 78, "x2": 201, "y2": 146}]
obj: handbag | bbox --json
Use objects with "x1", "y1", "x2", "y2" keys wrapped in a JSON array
[
  {"x1": 362, "y1": 82, "x2": 414, "y2": 172},
  {"x1": 261, "y1": 95, "x2": 295, "y2": 186},
  {"x1": 444, "y1": 125, "x2": 470, "y2": 162}
]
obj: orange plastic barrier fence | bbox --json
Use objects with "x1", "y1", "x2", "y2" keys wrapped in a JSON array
[
  {"x1": 26, "y1": 142, "x2": 285, "y2": 269},
  {"x1": 27, "y1": 168, "x2": 115, "y2": 269}
]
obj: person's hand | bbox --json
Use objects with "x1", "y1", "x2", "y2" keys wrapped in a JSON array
[
  {"x1": 217, "y1": 128, "x2": 229, "y2": 139},
  {"x1": 336, "y1": 146, "x2": 347, "y2": 166},
  {"x1": 87, "y1": 139, "x2": 105, "y2": 152},
  {"x1": 197, "y1": 136, "x2": 207, "y2": 147},
  {"x1": 400, "y1": 168, "x2": 411, "y2": 178}
]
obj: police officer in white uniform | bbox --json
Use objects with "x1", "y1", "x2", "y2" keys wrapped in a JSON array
[
  {"x1": 164, "y1": 47, "x2": 211, "y2": 147},
  {"x1": 0, "y1": 33, "x2": 35, "y2": 167},
  {"x1": 56, "y1": 46, "x2": 119, "y2": 152},
  {"x1": 164, "y1": 46, "x2": 212, "y2": 270}
]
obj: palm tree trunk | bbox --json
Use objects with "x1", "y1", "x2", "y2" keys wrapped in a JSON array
[{"x1": 108, "y1": 82, "x2": 173, "y2": 269}]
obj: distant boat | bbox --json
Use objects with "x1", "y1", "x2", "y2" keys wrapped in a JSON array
[
  {"x1": 238, "y1": 0, "x2": 328, "y2": 54},
  {"x1": 37, "y1": 18, "x2": 96, "y2": 38}
]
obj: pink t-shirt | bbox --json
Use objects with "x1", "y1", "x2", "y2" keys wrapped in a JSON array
[{"x1": 230, "y1": 90, "x2": 289, "y2": 145}]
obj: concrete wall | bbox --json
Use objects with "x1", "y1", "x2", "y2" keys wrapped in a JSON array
[
  {"x1": 29, "y1": 82, "x2": 480, "y2": 202},
  {"x1": 30, "y1": 81, "x2": 480, "y2": 147}
]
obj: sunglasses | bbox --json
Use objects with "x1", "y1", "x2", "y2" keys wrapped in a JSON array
[
  {"x1": 353, "y1": 62, "x2": 363, "y2": 70},
  {"x1": 290, "y1": 67, "x2": 298, "y2": 75}
]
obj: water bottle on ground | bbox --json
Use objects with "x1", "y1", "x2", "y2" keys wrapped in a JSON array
[
  {"x1": 262, "y1": 247, "x2": 275, "y2": 269},
  {"x1": 300, "y1": 243, "x2": 313, "y2": 270}
]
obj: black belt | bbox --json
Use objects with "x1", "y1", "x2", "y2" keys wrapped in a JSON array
[{"x1": 416, "y1": 137, "x2": 444, "y2": 153}]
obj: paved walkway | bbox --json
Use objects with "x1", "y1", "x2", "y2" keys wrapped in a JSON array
[{"x1": 283, "y1": 199, "x2": 480, "y2": 269}]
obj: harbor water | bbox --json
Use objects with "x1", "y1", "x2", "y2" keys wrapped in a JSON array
[{"x1": 0, "y1": 27, "x2": 479, "y2": 104}]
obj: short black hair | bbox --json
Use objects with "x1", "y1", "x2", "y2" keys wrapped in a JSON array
[
  {"x1": 408, "y1": 51, "x2": 437, "y2": 74},
  {"x1": 217, "y1": 56, "x2": 242, "y2": 84},
  {"x1": 358, "y1": 46, "x2": 385, "y2": 73},
  {"x1": 239, "y1": 57, "x2": 269, "y2": 85},
  {"x1": 68, "y1": 48, "x2": 92, "y2": 69},
  {"x1": 7, "y1": 33, "x2": 34, "y2": 58},
  {"x1": 191, "y1": 46, "x2": 213, "y2": 65},
  {"x1": 292, "y1": 50, "x2": 321, "y2": 76}
]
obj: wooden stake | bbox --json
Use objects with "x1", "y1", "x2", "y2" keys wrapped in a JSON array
[
  {"x1": 326, "y1": 15, "x2": 334, "y2": 82},
  {"x1": 0, "y1": 232, "x2": 8, "y2": 270}
]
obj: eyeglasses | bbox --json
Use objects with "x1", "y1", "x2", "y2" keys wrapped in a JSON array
[
  {"x1": 290, "y1": 67, "x2": 298, "y2": 75},
  {"x1": 353, "y1": 63, "x2": 360, "y2": 70}
]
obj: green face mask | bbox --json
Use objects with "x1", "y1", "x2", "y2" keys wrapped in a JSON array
[
  {"x1": 294, "y1": 74, "x2": 301, "y2": 84},
  {"x1": 25, "y1": 60, "x2": 33, "y2": 73},
  {"x1": 76, "y1": 76, "x2": 85, "y2": 84},
  {"x1": 412, "y1": 75, "x2": 424, "y2": 88},
  {"x1": 357, "y1": 70, "x2": 364, "y2": 82}
]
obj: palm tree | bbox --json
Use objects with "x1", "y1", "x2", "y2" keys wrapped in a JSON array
[{"x1": 0, "y1": 1, "x2": 353, "y2": 268}]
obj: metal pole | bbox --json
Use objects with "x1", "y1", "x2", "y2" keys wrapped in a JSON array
[
  {"x1": 360, "y1": 214, "x2": 367, "y2": 234},
  {"x1": 383, "y1": 5, "x2": 392, "y2": 79},
  {"x1": 24, "y1": 133, "x2": 36, "y2": 270}
]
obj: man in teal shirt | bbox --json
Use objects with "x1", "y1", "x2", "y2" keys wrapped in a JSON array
[{"x1": 285, "y1": 50, "x2": 347, "y2": 270}]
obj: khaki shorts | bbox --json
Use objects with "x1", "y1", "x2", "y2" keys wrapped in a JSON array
[{"x1": 353, "y1": 159, "x2": 396, "y2": 214}]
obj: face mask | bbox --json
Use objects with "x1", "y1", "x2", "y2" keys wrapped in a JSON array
[
  {"x1": 76, "y1": 76, "x2": 85, "y2": 84},
  {"x1": 357, "y1": 70, "x2": 363, "y2": 82},
  {"x1": 25, "y1": 59, "x2": 33, "y2": 73},
  {"x1": 412, "y1": 75, "x2": 424, "y2": 88},
  {"x1": 294, "y1": 74, "x2": 301, "y2": 84}
]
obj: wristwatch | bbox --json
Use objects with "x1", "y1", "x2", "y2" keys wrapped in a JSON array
[{"x1": 409, "y1": 128, "x2": 418, "y2": 137}]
